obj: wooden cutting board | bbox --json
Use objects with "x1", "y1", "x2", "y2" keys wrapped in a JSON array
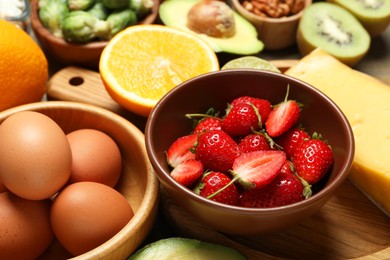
[{"x1": 47, "y1": 64, "x2": 390, "y2": 260}]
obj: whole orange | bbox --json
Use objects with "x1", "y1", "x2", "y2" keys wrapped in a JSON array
[{"x1": 0, "y1": 20, "x2": 48, "y2": 111}]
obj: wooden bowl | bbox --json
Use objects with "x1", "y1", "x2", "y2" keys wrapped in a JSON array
[
  {"x1": 0, "y1": 101, "x2": 159, "y2": 259},
  {"x1": 145, "y1": 69, "x2": 354, "y2": 235},
  {"x1": 231, "y1": 0, "x2": 312, "y2": 50},
  {"x1": 30, "y1": 0, "x2": 160, "y2": 69}
]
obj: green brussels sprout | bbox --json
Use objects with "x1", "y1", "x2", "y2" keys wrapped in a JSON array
[
  {"x1": 38, "y1": 0, "x2": 48, "y2": 8},
  {"x1": 68, "y1": 0, "x2": 96, "y2": 11},
  {"x1": 38, "y1": 0, "x2": 69, "y2": 38},
  {"x1": 129, "y1": 0, "x2": 154, "y2": 18},
  {"x1": 87, "y1": 1, "x2": 109, "y2": 20},
  {"x1": 62, "y1": 11, "x2": 110, "y2": 43},
  {"x1": 101, "y1": 0, "x2": 128, "y2": 9},
  {"x1": 104, "y1": 8, "x2": 137, "y2": 39}
]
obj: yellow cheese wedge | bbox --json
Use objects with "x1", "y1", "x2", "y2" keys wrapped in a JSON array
[{"x1": 285, "y1": 48, "x2": 390, "y2": 216}]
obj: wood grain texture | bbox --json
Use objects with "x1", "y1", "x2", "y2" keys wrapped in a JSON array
[
  {"x1": 161, "y1": 179, "x2": 390, "y2": 259},
  {"x1": 47, "y1": 67, "x2": 147, "y2": 131}
]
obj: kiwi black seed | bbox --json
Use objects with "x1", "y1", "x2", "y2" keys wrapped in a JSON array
[{"x1": 296, "y1": 2, "x2": 371, "y2": 67}]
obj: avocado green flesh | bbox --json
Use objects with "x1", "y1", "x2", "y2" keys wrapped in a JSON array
[
  {"x1": 299, "y1": 2, "x2": 370, "y2": 59},
  {"x1": 158, "y1": 0, "x2": 264, "y2": 55},
  {"x1": 128, "y1": 237, "x2": 247, "y2": 260},
  {"x1": 328, "y1": 0, "x2": 390, "y2": 18}
]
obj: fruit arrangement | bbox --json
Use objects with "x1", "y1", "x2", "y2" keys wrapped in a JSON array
[{"x1": 166, "y1": 88, "x2": 334, "y2": 208}]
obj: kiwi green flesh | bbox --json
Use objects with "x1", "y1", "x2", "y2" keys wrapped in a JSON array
[
  {"x1": 327, "y1": 0, "x2": 390, "y2": 37},
  {"x1": 128, "y1": 237, "x2": 247, "y2": 260},
  {"x1": 298, "y1": 2, "x2": 370, "y2": 61},
  {"x1": 328, "y1": 0, "x2": 390, "y2": 18},
  {"x1": 158, "y1": 0, "x2": 264, "y2": 55}
]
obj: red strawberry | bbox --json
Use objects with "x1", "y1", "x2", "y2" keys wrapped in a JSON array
[
  {"x1": 238, "y1": 133, "x2": 270, "y2": 153},
  {"x1": 222, "y1": 102, "x2": 260, "y2": 136},
  {"x1": 276, "y1": 127, "x2": 310, "y2": 158},
  {"x1": 170, "y1": 159, "x2": 204, "y2": 188},
  {"x1": 293, "y1": 137, "x2": 334, "y2": 184},
  {"x1": 231, "y1": 96, "x2": 271, "y2": 124},
  {"x1": 193, "y1": 117, "x2": 222, "y2": 133},
  {"x1": 195, "y1": 130, "x2": 240, "y2": 172},
  {"x1": 230, "y1": 150, "x2": 286, "y2": 189},
  {"x1": 265, "y1": 88, "x2": 300, "y2": 137},
  {"x1": 239, "y1": 160, "x2": 308, "y2": 208},
  {"x1": 194, "y1": 171, "x2": 239, "y2": 206},
  {"x1": 166, "y1": 133, "x2": 197, "y2": 168}
]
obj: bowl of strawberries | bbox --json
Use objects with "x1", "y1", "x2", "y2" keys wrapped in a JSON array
[{"x1": 145, "y1": 69, "x2": 354, "y2": 235}]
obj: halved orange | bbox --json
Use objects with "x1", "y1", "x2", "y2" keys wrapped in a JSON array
[{"x1": 99, "y1": 24, "x2": 220, "y2": 117}]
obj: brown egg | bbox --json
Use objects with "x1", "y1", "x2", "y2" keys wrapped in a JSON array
[
  {"x1": 66, "y1": 129, "x2": 122, "y2": 187},
  {"x1": 0, "y1": 111, "x2": 72, "y2": 200},
  {"x1": 50, "y1": 181, "x2": 134, "y2": 256},
  {"x1": 0, "y1": 192, "x2": 54, "y2": 259},
  {"x1": 0, "y1": 179, "x2": 6, "y2": 193}
]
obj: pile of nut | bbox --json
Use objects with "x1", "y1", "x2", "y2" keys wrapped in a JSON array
[{"x1": 240, "y1": 0, "x2": 305, "y2": 18}]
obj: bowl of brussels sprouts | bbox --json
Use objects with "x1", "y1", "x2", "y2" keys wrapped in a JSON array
[{"x1": 31, "y1": 0, "x2": 160, "y2": 69}]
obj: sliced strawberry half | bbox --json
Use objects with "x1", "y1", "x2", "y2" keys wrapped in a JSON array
[
  {"x1": 171, "y1": 159, "x2": 204, "y2": 188},
  {"x1": 166, "y1": 133, "x2": 198, "y2": 168},
  {"x1": 230, "y1": 150, "x2": 286, "y2": 189},
  {"x1": 239, "y1": 160, "x2": 307, "y2": 208},
  {"x1": 265, "y1": 99, "x2": 300, "y2": 137}
]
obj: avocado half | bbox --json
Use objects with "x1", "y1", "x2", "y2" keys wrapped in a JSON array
[
  {"x1": 128, "y1": 237, "x2": 247, "y2": 260},
  {"x1": 159, "y1": 0, "x2": 264, "y2": 55}
]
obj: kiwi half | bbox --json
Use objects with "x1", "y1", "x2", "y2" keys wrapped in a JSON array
[
  {"x1": 297, "y1": 2, "x2": 371, "y2": 67},
  {"x1": 327, "y1": 0, "x2": 390, "y2": 37}
]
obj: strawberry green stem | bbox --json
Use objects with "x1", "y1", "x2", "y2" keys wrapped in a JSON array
[
  {"x1": 249, "y1": 103, "x2": 263, "y2": 129},
  {"x1": 284, "y1": 84, "x2": 291, "y2": 102},
  {"x1": 185, "y1": 113, "x2": 221, "y2": 120},
  {"x1": 206, "y1": 174, "x2": 240, "y2": 199},
  {"x1": 296, "y1": 174, "x2": 312, "y2": 199}
]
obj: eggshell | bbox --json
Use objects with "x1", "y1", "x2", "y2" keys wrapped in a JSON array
[
  {"x1": 0, "y1": 192, "x2": 54, "y2": 259},
  {"x1": 0, "y1": 111, "x2": 72, "y2": 200},
  {"x1": 66, "y1": 129, "x2": 122, "y2": 187},
  {"x1": 50, "y1": 181, "x2": 134, "y2": 256},
  {"x1": 0, "y1": 179, "x2": 6, "y2": 193}
]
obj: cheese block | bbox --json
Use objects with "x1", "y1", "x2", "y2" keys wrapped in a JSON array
[{"x1": 285, "y1": 48, "x2": 390, "y2": 216}]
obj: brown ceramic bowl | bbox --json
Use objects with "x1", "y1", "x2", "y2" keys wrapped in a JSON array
[
  {"x1": 30, "y1": 0, "x2": 159, "y2": 69},
  {"x1": 0, "y1": 101, "x2": 159, "y2": 259},
  {"x1": 145, "y1": 69, "x2": 354, "y2": 235},
  {"x1": 231, "y1": 0, "x2": 312, "y2": 50}
]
